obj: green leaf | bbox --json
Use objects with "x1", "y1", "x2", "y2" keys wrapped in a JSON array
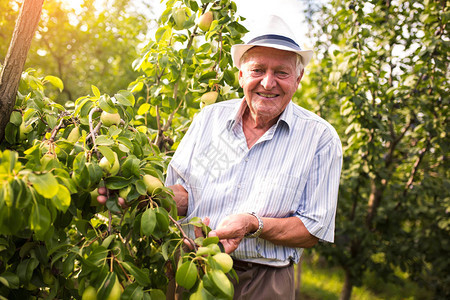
[
  {"x1": 105, "y1": 176, "x2": 132, "y2": 190},
  {"x1": 175, "y1": 260, "x2": 198, "y2": 290},
  {"x1": 4, "y1": 123, "x2": 17, "y2": 144},
  {"x1": 135, "y1": 179, "x2": 147, "y2": 195},
  {"x1": 97, "y1": 145, "x2": 116, "y2": 164},
  {"x1": 46, "y1": 115, "x2": 57, "y2": 129},
  {"x1": 0, "y1": 272, "x2": 20, "y2": 289},
  {"x1": 63, "y1": 252, "x2": 76, "y2": 277},
  {"x1": 155, "y1": 27, "x2": 167, "y2": 42},
  {"x1": 51, "y1": 185, "x2": 71, "y2": 212},
  {"x1": 130, "y1": 81, "x2": 144, "y2": 93},
  {"x1": 17, "y1": 258, "x2": 39, "y2": 283},
  {"x1": 91, "y1": 85, "x2": 101, "y2": 98},
  {"x1": 209, "y1": 269, "x2": 233, "y2": 298},
  {"x1": 44, "y1": 75, "x2": 64, "y2": 92},
  {"x1": 83, "y1": 246, "x2": 109, "y2": 268},
  {"x1": 121, "y1": 283, "x2": 144, "y2": 300},
  {"x1": 149, "y1": 289, "x2": 165, "y2": 300},
  {"x1": 0, "y1": 206, "x2": 24, "y2": 235},
  {"x1": 95, "y1": 135, "x2": 115, "y2": 146},
  {"x1": 10, "y1": 111, "x2": 22, "y2": 126},
  {"x1": 114, "y1": 90, "x2": 135, "y2": 107},
  {"x1": 101, "y1": 234, "x2": 116, "y2": 249},
  {"x1": 30, "y1": 203, "x2": 51, "y2": 236},
  {"x1": 29, "y1": 173, "x2": 59, "y2": 199},
  {"x1": 137, "y1": 103, "x2": 151, "y2": 115},
  {"x1": 121, "y1": 157, "x2": 140, "y2": 178},
  {"x1": 202, "y1": 236, "x2": 219, "y2": 247},
  {"x1": 121, "y1": 261, "x2": 151, "y2": 286},
  {"x1": 140, "y1": 208, "x2": 156, "y2": 236},
  {"x1": 98, "y1": 95, "x2": 117, "y2": 113}
]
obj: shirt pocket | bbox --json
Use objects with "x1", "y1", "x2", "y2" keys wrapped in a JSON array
[{"x1": 256, "y1": 173, "x2": 306, "y2": 217}]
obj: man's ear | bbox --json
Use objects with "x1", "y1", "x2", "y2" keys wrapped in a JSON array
[
  {"x1": 238, "y1": 69, "x2": 244, "y2": 87},
  {"x1": 297, "y1": 69, "x2": 304, "y2": 85}
]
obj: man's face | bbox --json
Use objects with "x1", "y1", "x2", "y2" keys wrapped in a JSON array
[{"x1": 239, "y1": 46, "x2": 302, "y2": 121}]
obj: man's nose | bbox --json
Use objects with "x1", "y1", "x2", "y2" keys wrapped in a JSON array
[{"x1": 260, "y1": 72, "x2": 276, "y2": 90}]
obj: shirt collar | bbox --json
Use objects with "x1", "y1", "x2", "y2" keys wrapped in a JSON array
[{"x1": 226, "y1": 99, "x2": 294, "y2": 132}]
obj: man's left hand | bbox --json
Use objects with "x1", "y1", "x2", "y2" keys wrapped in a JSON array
[{"x1": 208, "y1": 214, "x2": 257, "y2": 253}]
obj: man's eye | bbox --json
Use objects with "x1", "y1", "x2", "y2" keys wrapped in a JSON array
[
  {"x1": 277, "y1": 71, "x2": 289, "y2": 78},
  {"x1": 251, "y1": 69, "x2": 263, "y2": 74}
]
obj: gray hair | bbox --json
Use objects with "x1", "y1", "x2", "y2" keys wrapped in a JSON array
[{"x1": 240, "y1": 48, "x2": 304, "y2": 77}]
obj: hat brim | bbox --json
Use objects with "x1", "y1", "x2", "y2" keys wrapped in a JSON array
[{"x1": 231, "y1": 43, "x2": 313, "y2": 70}]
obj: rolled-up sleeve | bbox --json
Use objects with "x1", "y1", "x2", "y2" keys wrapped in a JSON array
[{"x1": 295, "y1": 136, "x2": 342, "y2": 243}]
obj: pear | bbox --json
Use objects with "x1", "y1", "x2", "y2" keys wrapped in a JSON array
[
  {"x1": 173, "y1": 8, "x2": 186, "y2": 30},
  {"x1": 19, "y1": 122, "x2": 32, "y2": 140},
  {"x1": 198, "y1": 11, "x2": 213, "y2": 31},
  {"x1": 212, "y1": 253, "x2": 233, "y2": 273},
  {"x1": 100, "y1": 111, "x2": 121, "y2": 127},
  {"x1": 67, "y1": 127, "x2": 80, "y2": 143},
  {"x1": 99, "y1": 153, "x2": 120, "y2": 176},
  {"x1": 82, "y1": 286, "x2": 97, "y2": 300},
  {"x1": 106, "y1": 279, "x2": 122, "y2": 300},
  {"x1": 143, "y1": 174, "x2": 163, "y2": 194},
  {"x1": 201, "y1": 91, "x2": 218, "y2": 106}
]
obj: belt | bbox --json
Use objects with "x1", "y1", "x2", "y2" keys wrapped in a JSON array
[{"x1": 232, "y1": 259, "x2": 292, "y2": 271}]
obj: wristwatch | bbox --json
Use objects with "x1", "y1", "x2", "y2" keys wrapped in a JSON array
[{"x1": 245, "y1": 212, "x2": 263, "y2": 238}]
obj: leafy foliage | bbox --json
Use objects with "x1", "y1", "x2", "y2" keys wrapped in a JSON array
[
  {"x1": 0, "y1": 0, "x2": 246, "y2": 298},
  {"x1": 301, "y1": 0, "x2": 449, "y2": 298},
  {"x1": 1, "y1": 0, "x2": 151, "y2": 102}
]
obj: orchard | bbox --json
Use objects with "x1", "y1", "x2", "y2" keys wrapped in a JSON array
[
  {"x1": 1, "y1": 0, "x2": 448, "y2": 299},
  {"x1": 0, "y1": 0, "x2": 247, "y2": 298}
]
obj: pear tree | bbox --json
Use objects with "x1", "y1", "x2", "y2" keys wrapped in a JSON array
[{"x1": 0, "y1": 0, "x2": 247, "y2": 299}]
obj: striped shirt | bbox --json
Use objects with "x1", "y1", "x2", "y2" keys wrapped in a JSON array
[{"x1": 165, "y1": 98, "x2": 342, "y2": 265}]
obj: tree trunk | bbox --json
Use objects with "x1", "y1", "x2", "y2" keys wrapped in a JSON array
[
  {"x1": 0, "y1": 0, "x2": 44, "y2": 141},
  {"x1": 339, "y1": 269, "x2": 353, "y2": 300}
]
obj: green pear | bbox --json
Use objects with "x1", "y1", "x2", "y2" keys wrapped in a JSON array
[
  {"x1": 173, "y1": 8, "x2": 186, "y2": 30},
  {"x1": 99, "y1": 153, "x2": 120, "y2": 176},
  {"x1": 19, "y1": 122, "x2": 32, "y2": 140},
  {"x1": 82, "y1": 286, "x2": 97, "y2": 300},
  {"x1": 212, "y1": 253, "x2": 233, "y2": 273},
  {"x1": 143, "y1": 174, "x2": 163, "y2": 194},
  {"x1": 67, "y1": 127, "x2": 80, "y2": 143},
  {"x1": 201, "y1": 91, "x2": 218, "y2": 106},
  {"x1": 100, "y1": 111, "x2": 121, "y2": 127},
  {"x1": 106, "y1": 279, "x2": 122, "y2": 300}
]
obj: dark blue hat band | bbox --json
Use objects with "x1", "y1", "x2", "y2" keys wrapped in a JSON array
[{"x1": 248, "y1": 34, "x2": 302, "y2": 51}]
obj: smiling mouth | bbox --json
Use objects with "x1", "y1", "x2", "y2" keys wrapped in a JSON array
[{"x1": 257, "y1": 92, "x2": 278, "y2": 98}]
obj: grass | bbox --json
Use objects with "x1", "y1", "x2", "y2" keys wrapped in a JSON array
[{"x1": 294, "y1": 255, "x2": 433, "y2": 300}]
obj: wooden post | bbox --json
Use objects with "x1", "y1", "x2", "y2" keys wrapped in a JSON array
[{"x1": 0, "y1": 0, "x2": 44, "y2": 141}]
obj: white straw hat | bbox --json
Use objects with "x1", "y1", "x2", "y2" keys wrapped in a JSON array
[{"x1": 231, "y1": 15, "x2": 313, "y2": 69}]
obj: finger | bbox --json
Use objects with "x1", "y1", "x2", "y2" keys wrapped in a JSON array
[
  {"x1": 183, "y1": 238, "x2": 194, "y2": 250},
  {"x1": 195, "y1": 217, "x2": 211, "y2": 238},
  {"x1": 194, "y1": 225, "x2": 204, "y2": 238},
  {"x1": 218, "y1": 239, "x2": 239, "y2": 254},
  {"x1": 208, "y1": 227, "x2": 235, "y2": 240}
]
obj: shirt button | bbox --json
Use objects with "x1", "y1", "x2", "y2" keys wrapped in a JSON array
[
  {"x1": 245, "y1": 157, "x2": 249, "y2": 162},
  {"x1": 237, "y1": 184, "x2": 241, "y2": 189}
]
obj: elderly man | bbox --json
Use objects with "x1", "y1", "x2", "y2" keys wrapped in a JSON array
[{"x1": 166, "y1": 15, "x2": 342, "y2": 299}]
